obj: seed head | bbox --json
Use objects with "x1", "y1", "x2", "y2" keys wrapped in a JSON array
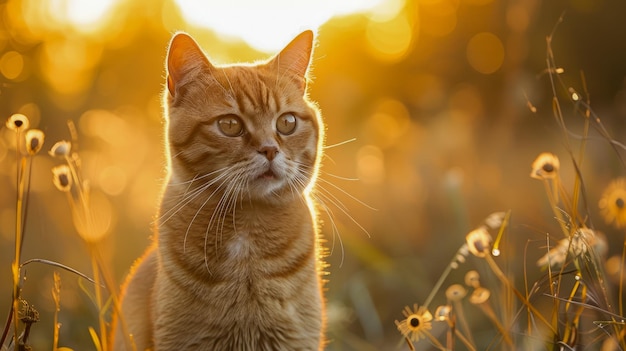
[
  {"x1": 530, "y1": 152, "x2": 560, "y2": 180},
  {"x1": 434, "y1": 305, "x2": 452, "y2": 322},
  {"x1": 6, "y1": 113, "x2": 30, "y2": 131},
  {"x1": 25, "y1": 129, "x2": 45, "y2": 155},
  {"x1": 445, "y1": 284, "x2": 467, "y2": 301},
  {"x1": 464, "y1": 270, "x2": 481, "y2": 288},
  {"x1": 49, "y1": 140, "x2": 72, "y2": 158},
  {"x1": 465, "y1": 227, "x2": 492, "y2": 258},
  {"x1": 52, "y1": 165, "x2": 72, "y2": 192},
  {"x1": 469, "y1": 287, "x2": 491, "y2": 305}
]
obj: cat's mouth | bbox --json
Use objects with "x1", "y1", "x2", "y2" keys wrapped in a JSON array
[{"x1": 258, "y1": 169, "x2": 277, "y2": 180}]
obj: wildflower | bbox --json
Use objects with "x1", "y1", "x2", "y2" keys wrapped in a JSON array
[
  {"x1": 469, "y1": 287, "x2": 491, "y2": 305},
  {"x1": 599, "y1": 178, "x2": 626, "y2": 228},
  {"x1": 25, "y1": 129, "x2": 45, "y2": 155},
  {"x1": 52, "y1": 165, "x2": 72, "y2": 192},
  {"x1": 445, "y1": 284, "x2": 467, "y2": 301},
  {"x1": 530, "y1": 152, "x2": 560, "y2": 180},
  {"x1": 395, "y1": 304, "x2": 433, "y2": 342},
  {"x1": 49, "y1": 140, "x2": 72, "y2": 158},
  {"x1": 465, "y1": 227, "x2": 492, "y2": 258},
  {"x1": 6, "y1": 113, "x2": 30, "y2": 131},
  {"x1": 464, "y1": 270, "x2": 481, "y2": 288},
  {"x1": 434, "y1": 305, "x2": 452, "y2": 322}
]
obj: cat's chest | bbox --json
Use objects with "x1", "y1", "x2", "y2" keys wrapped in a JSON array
[{"x1": 226, "y1": 231, "x2": 253, "y2": 260}]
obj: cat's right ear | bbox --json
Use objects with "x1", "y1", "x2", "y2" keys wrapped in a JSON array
[{"x1": 166, "y1": 32, "x2": 212, "y2": 97}]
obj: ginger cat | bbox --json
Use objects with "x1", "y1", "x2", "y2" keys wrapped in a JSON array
[{"x1": 111, "y1": 30, "x2": 326, "y2": 350}]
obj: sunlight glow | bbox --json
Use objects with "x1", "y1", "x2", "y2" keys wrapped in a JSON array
[
  {"x1": 174, "y1": 0, "x2": 389, "y2": 52},
  {"x1": 47, "y1": 0, "x2": 119, "y2": 32}
]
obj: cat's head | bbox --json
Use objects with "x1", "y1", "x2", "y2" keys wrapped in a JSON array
[{"x1": 164, "y1": 31, "x2": 322, "y2": 203}]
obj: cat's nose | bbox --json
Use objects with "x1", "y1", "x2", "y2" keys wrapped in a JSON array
[{"x1": 258, "y1": 145, "x2": 279, "y2": 161}]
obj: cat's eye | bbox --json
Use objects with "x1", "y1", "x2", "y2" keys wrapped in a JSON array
[
  {"x1": 276, "y1": 113, "x2": 297, "y2": 135},
  {"x1": 217, "y1": 115, "x2": 244, "y2": 137}
]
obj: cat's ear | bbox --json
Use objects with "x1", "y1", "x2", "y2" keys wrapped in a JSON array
[
  {"x1": 269, "y1": 30, "x2": 314, "y2": 87},
  {"x1": 166, "y1": 32, "x2": 212, "y2": 97}
]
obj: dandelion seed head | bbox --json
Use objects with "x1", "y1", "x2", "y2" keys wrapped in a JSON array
[
  {"x1": 469, "y1": 287, "x2": 491, "y2": 305},
  {"x1": 434, "y1": 305, "x2": 451, "y2": 322},
  {"x1": 25, "y1": 129, "x2": 45, "y2": 155},
  {"x1": 465, "y1": 270, "x2": 481, "y2": 288},
  {"x1": 466, "y1": 227, "x2": 492, "y2": 258},
  {"x1": 52, "y1": 165, "x2": 72, "y2": 192},
  {"x1": 49, "y1": 140, "x2": 72, "y2": 158},
  {"x1": 599, "y1": 178, "x2": 626, "y2": 229},
  {"x1": 530, "y1": 152, "x2": 560, "y2": 180},
  {"x1": 6, "y1": 113, "x2": 29, "y2": 131},
  {"x1": 445, "y1": 284, "x2": 467, "y2": 301},
  {"x1": 395, "y1": 304, "x2": 433, "y2": 342}
]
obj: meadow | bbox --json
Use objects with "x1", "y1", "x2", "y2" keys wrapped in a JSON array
[{"x1": 2, "y1": 0, "x2": 626, "y2": 350}]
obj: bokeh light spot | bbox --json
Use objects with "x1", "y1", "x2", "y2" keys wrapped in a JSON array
[
  {"x1": 99, "y1": 166, "x2": 127, "y2": 196},
  {"x1": 357, "y1": 145, "x2": 385, "y2": 184},
  {"x1": 362, "y1": 98, "x2": 411, "y2": 148},
  {"x1": 72, "y1": 190, "x2": 114, "y2": 243},
  {"x1": 466, "y1": 32, "x2": 504, "y2": 74},
  {"x1": 0, "y1": 51, "x2": 24, "y2": 80},
  {"x1": 365, "y1": 12, "x2": 414, "y2": 63},
  {"x1": 422, "y1": 0, "x2": 458, "y2": 37}
]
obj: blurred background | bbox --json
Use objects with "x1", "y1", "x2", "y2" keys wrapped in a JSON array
[{"x1": 1, "y1": 0, "x2": 626, "y2": 349}]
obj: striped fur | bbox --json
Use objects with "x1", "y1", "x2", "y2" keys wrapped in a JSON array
[{"x1": 112, "y1": 31, "x2": 326, "y2": 350}]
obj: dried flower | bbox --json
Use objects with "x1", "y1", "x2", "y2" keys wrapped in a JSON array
[
  {"x1": 25, "y1": 129, "x2": 45, "y2": 155},
  {"x1": 6, "y1": 113, "x2": 30, "y2": 131},
  {"x1": 537, "y1": 238, "x2": 568, "y2": 268},
  {"x1": 464, "y1": 270, "x2": 481, "y2": 288},
  {"x1": 466, "y1": 227, "x2": 492, "y2": 258},
  {"x1": 469, "y1": 287, "x2": 491, "y2": 305},
  {"x1": 484, "y1": 211, "x2": 506, "y2": 230},
  {"x1": 395, "y1": 304, "x2": 433, "y2": 342},
  {"x1": 599, "y1": 178, "x2": 626, "y2": 229},
  {"x1": 445, "y1": 284, "x2": 467, "y2": 301},
  {"x1": 434, "y1": 305, "x2": 452, "y2": 322},
  {"x1": 52, "y1": 165, "x2": 72, "y2": 192},
  {"x1": 49, "y1": 140, "x2": 72, "y2": 158},
  {"x1": 530, "y1": 152, "x2": 560, "y2": 180},
  {"x1": 19, "y1": 299, "x2": 39, "y2": 324},
  {"x1": 537, "y1": 228, "x2": 606, "y2": 268}
]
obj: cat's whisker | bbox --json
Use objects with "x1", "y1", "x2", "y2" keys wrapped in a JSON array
[
  {"x1": 317, "y1": 177, "x2": 377, "y2": 211},
  {"x1": 323, "y1": 138, "x2": 356, "y2": 150},
  {"x1": 314, "y1": 184, "x2": 371, "y2": 238},
  {"x1": 181, "y1": 166, "x2": 239, "y2": 254},
  {"x1": 159, "y1": 167, "x2": 231, "y2": 226}
]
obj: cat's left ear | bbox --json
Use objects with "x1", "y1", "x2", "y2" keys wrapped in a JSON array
[{"x1": 269, "y1": 30, "x2": 314, "y2": 89}]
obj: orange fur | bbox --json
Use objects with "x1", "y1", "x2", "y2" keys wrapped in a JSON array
[{"x1": 111, "y1": 30, "x2": 327, "y2": 350}]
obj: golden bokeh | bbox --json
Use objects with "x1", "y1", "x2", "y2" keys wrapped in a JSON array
[
  {"x1": 1, "y1": 0, "x2": 626, "y2": 349},
  {"x1": 466, "y1": 32, "x2": 505, "y2": 74}
]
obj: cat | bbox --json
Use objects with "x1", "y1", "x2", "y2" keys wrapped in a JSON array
[{"x1": 111, "y1": 30, "x2": 327, "y2": 350}]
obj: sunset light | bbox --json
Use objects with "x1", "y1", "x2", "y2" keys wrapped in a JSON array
[
  {"x1": 175, "y1": 0, "x2": 392, "y2": 51},
  {"x1": 3, "y1": 0, "x2": 626, "y2": 350}
]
